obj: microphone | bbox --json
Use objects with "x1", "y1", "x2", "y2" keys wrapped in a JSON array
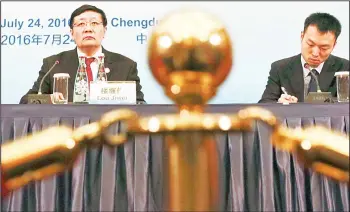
[
  {"x1": 28, "y1": 60, "x2": 60, "y2": 104},
  {"x1": 304, "y1": 62, "x2": 332, "y2": 103},
  {"x1": 304, "y1": 63, "x2": 321, "y2": 92},
  {"x1": 38, "y1": 60, "x2": 59, "y2": 94}
]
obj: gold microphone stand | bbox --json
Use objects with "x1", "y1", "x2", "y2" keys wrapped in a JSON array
[{"x1": 1, "y1": 9, "x2": 349, "y2": 211}]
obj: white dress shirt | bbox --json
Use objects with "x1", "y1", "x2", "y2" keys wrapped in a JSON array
[{"x1": 77, "y1": 47, "x2": 103, "y2": 81}]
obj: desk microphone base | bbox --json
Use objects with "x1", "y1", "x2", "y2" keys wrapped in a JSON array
[{"x1": 28, "y1": 94, "x2": 52, "y2": 104}]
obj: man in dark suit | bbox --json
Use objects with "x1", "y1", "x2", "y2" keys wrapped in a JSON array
[
  {"x1": 20, "y1": 4, "x2": 145, "y2": 104},
  {"x1": 259, "y1": 12, "x2": 349, "y2": 103}
]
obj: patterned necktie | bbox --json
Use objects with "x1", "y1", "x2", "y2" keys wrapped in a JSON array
[
  {"x1": 308, "y1": 69, "x2": 319, "y2": 93},
  {"x1": 85, "y1": 57, "x2": 95, "y2": 84}
]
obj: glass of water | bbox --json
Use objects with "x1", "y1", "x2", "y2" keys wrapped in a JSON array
[
  {"x1": 335, "y1": 71, "x2": 349, "y2": 102},
  {"x1": 53, "y1": 73, "x2": 70, "y2": 104}
]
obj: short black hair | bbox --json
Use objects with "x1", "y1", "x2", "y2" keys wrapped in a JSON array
[
  {"x1": 69, "y1": 4, "x2": 107, "y2": 29},
  {"x1": 304, "y1": 12, "x2": 342, "y2": 40}
]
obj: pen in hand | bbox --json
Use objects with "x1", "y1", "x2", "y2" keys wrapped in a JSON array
[
  {"x1": 281, "y1": 87, "x2": 289, "y2": 95},
  {"x1": 280, "y1": 87, "x2": 298, "y2": 103}
]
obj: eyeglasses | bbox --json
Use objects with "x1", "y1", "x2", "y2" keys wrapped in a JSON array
[{"x1": 73, "y1": 21, "x2": 103, "y2": 28}]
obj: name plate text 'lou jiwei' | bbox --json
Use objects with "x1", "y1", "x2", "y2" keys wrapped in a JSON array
[{"x1": 89, "y1": 81, "x2": 136, "y2": 104}]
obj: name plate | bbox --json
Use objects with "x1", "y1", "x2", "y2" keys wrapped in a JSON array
[
  {"x1": 89, "y1": 81, "x2": 136, "y2": 104},
  {"x1": 305, "y1": 92, "x2": 333, "y2": 103}
]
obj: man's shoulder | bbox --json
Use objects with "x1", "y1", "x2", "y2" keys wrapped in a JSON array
[
  {"x1": 42, "y1": 49, "x2": 76, "y2": 63},
  {"x1": 329, "y1": 54, "x2": 349, "y2": 64},
  {"x1": 271, "y1": 54, "x2": 300, "y2": 68},
  {"x1": 103, "y1": 49, "x2": 136, "y2": 65}
]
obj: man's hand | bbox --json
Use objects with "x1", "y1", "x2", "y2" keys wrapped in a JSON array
[
  {"x1": 50, "y1": 92, "x2": 65, "y2": 103},
  {"x1": 278, "y1": 94, "x2": 298, "y2": 103}
]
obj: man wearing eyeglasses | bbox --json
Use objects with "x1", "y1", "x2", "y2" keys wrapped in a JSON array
[{"x1": 19, "y1": 4, "x2": 145, "y2": 104}]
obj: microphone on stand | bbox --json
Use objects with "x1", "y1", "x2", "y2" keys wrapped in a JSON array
[
  {"x1": 304, "y1": 63, "x2": 333, "y2": 103},
  {"x1": 38, "y1": 60, "x2": 59, "y2": 94},
  {"x1": 304, "y1": 63, "x2": 322, "y2": 92},
  {"x1": 28, "y1": 61, "x2": 60, "y2": 104}
]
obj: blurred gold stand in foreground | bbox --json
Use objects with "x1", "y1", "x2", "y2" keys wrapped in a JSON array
[{"x1": 1, "y1": 8, "x2": 349, "y2": 211}]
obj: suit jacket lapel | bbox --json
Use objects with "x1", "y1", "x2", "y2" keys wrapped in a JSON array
[
  {"x1": 286, "y1": 54, "x2": 305, "y2": 101},
  {"x1": 102, "y1": 47, "x2": 128, "y2": 81},
  {"x1": 102, "y1": 48, "x2": 116, "y2": 80},
  {"x1": 319, "y1": 55, "x2": 336, "y2": 92}
]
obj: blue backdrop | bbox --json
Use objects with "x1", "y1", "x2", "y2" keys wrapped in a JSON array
[{"x1": 1, "y1": 1, "x2": 349, "y2": 104}]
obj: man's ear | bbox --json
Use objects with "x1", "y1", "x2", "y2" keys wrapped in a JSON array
[
  {"x1": 103, "y1": 27, "x2": 107, "y2": 38},
  {"x1": 300, "y1": 31, "x2": 304, "y2": 41}
]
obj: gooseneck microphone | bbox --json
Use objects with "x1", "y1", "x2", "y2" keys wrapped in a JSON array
[
  {"x1": 304, "y1": 63, "x2": 321, "y2": 92},
  {"x1": 27, "y1": 60, "x2": 60, "y2": 104},
  {"x1": 304, "y1": 62, "x2": 333, "y2": 103},
  {"x1": 38, "y1": 60, "x2": 60, "y2": 94}
]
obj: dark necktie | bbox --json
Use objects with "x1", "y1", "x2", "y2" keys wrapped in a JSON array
[
  {"x1": 308, "y1": 69, "x2": 319, "y2": 93},
  {"x1": 85, "y1": 57, "x2": 95, "y2": 85}
]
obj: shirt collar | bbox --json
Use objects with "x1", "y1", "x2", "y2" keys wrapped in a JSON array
[
  {"x1": 301, "y1": 55, "x2": 324, "y2": 78},
  {"x1": 77, "y1": 47, "x2": 103, "y2": 60}
]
